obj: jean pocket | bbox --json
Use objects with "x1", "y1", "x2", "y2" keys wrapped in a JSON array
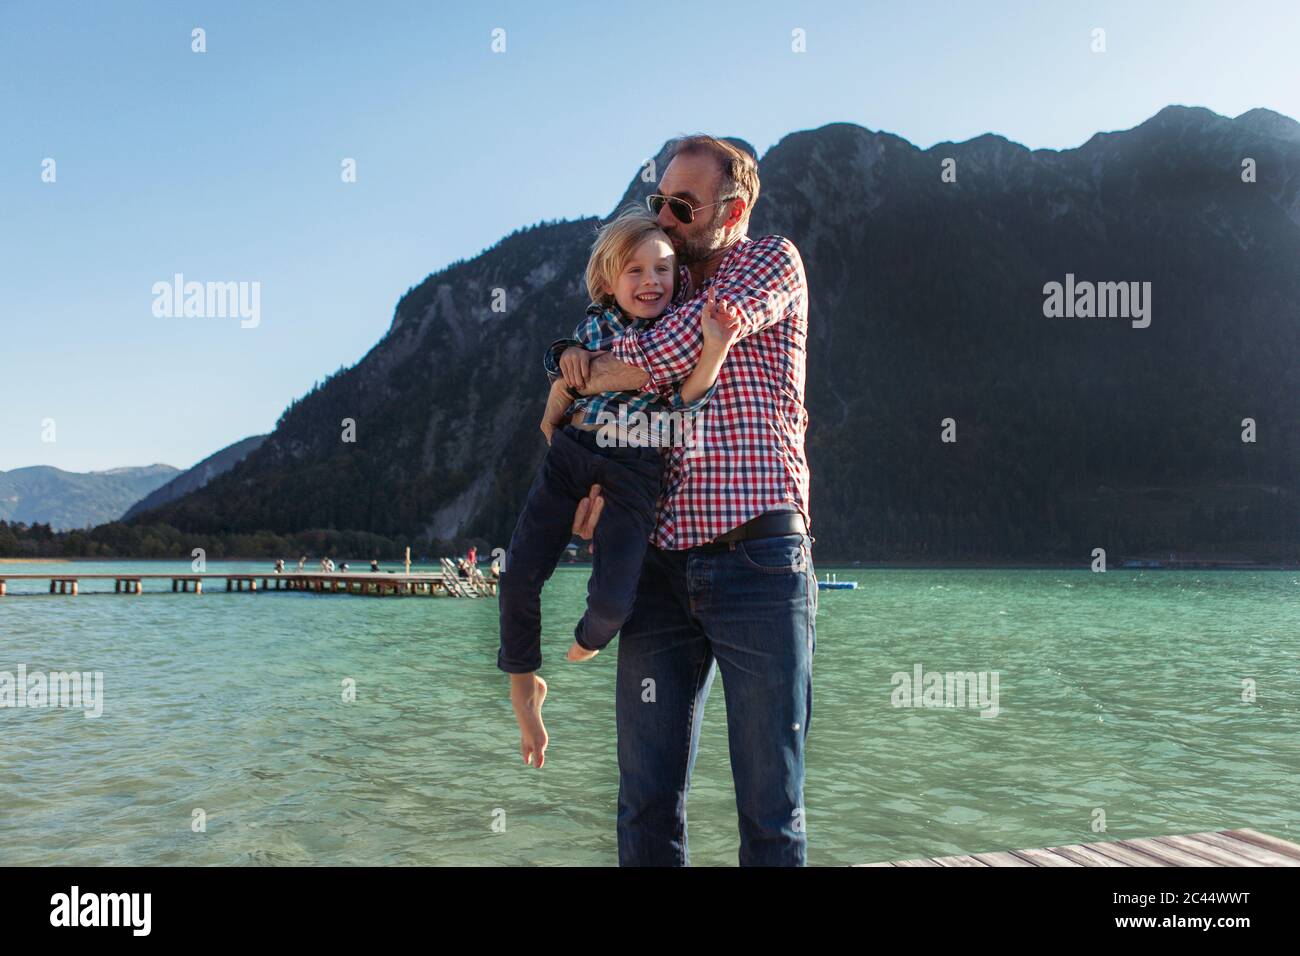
[{"x1": 735, "y1": 533, "x2": 808, "y2": 574}]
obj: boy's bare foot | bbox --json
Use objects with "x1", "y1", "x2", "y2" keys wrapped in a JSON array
[
  {"x1": 566, "y1": 640, "x2": 599, "y2": 662},
  {"x1": 509, "y1": 673, "x2": 549, "y2": 768}
]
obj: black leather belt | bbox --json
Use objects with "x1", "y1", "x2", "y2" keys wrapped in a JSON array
[{"x1": 697, "y1": 511, "x2": 807, "y2": 551}]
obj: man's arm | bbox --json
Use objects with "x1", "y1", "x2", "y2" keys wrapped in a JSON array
[
  {"x1": 574, "y1": 350, "x2": 650, "y2": 396},
  {"x1": 539, "y1": 378, "x2": 576, "y2": 443},
  {"x1": 603, "y1": 235, "x2": 806, "y2": 393}
]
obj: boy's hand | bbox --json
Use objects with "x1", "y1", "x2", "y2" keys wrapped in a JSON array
[
  {"x1": 510, "y1": 673, "x2": 549, "y2": 768},
  {"x1": 700, "y1": 289, "x2": 743, "y2": 351},
  {"x1": 566, "y1": 640, "x2": 599, "y2": 662},
  {"x1": 559, "y1": 347, "x2": 594, "y2": 390}
]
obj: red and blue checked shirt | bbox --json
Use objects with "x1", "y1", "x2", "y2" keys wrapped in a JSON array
[
  {"x1": 543, "y1": 289, "x2": 715, "y2": 448},
  {"x1": 606, "y1": 234, "x2": 811, "y2": 550}
]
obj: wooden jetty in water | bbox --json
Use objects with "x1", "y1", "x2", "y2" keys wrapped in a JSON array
[
  {"x1": 857, "y1": 828, "x2": 1300, "y2": 867},
  {"x1": 0, "y1": 566, "x2": 496, "y2": 599}
]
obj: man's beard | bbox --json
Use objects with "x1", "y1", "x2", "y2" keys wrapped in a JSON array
[
  {"x1": 670, "y1": 213, "x2": 726, "y2": 265},
  {"x1": 670, "y1": 227, "x2": 722, "y2": 265}
]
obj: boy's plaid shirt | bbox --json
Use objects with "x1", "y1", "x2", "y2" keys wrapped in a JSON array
[
  {"x1": 542, "y1": 284, "x2": 713, "y2": 443},
  {"x1": 551, "y1": 234, "x2": 811, "y2": 551}
]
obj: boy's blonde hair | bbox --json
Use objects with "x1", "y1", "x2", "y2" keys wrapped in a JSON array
[{"x1": 586, "y1": 205, "x2": 674, "y2": 307}]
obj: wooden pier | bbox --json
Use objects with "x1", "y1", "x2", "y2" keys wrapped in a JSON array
[
  {"x1": 0, "y1": 569, "x2": 496, "y2": 599},
  {"x1": 857, "y1": 828, "x2": 1300, "y2": 867}
]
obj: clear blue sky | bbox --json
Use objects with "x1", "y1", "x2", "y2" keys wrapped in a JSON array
[{"x1": 2, "y1": 0, "x2": 1295, "y2": 472}]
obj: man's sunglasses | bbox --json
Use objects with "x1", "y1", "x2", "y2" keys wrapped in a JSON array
[{"x1": 647, "y1": 193, "x2": 738, "y2": 225}]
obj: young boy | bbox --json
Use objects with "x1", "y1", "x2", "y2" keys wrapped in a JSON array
[{"x1": 498, "y1": 206, "x2": 740, "y2": 768}]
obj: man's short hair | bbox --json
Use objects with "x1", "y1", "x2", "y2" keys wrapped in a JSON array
[{"x1": 667, "y1": 134, "x2": 760, "y2": 224}]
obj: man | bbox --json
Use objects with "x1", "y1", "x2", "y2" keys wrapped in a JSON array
[{"x1": 544, "y1": 135, "x2": 815, "y2": 866}]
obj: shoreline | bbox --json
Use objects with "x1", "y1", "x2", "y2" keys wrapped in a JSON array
[{"x1": 2, "y1": 557, "x2": 1294, "y2": 571}]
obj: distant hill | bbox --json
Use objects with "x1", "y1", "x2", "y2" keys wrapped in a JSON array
[
  {"x1": 0, "y1": 464, "x2": 179, "y2": 530},
  {"x1": 123, "y1": 435, "x2": 268, "y2": 520},
  {"x1": 134, "y1": 106, "x2": 1300, "y2": 561}
]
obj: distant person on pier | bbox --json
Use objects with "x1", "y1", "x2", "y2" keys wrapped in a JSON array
[
  {"x1": 274, "y1": 559, "x2": 285, "y2": 573},
  {"x1": 370, "y1": 558, "x2": 380, "y2": 572},
  {"x1": 467, "y1": 545, "x2": 478, "y2": 567}
]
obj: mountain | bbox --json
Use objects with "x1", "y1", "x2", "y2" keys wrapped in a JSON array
[
  {"x1": 0, "y1": 464, "x2": 179, "y2": 531},
  {"x1": 132, "y1": 107, "x2": 1300, "y2": 561},
  {"x1": 123, "y1": 435, "x2": 268, "y2": 520}
]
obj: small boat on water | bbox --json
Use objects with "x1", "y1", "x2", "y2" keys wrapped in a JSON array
[{"x1": 817, "y1": 572, "x2": 857, "y2": 591}]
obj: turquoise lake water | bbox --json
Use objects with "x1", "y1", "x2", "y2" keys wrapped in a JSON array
[{"x1": 1, "y1": 560, "x2": 1296, "y2": 866}]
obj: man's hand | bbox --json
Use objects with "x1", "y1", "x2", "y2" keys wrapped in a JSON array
[
  {"x1": 575, "y1": 350, "x2": 651, "y2": 396},
  {"x1": 572, "y1": 484, "x2": 604, "y2": 543},
  {"x1": 539, "y1": 379, "x2": 573, "y2": 445},
  {"x1": 701, "y1": 288, "x2": 743, "y2": 351},
  {"x1": 559, "y1": 347, "x2": 594, "y2": 391}
]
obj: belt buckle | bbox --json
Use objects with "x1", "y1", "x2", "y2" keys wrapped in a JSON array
[{"x1": 701, "y1": 531, "x2": 739, "y2": 552}]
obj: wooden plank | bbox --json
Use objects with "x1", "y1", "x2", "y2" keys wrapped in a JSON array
[
  {"x1": 859, "y1": 830, "x2": 1300, "y2": 869},
  {"x1": 970, "y1": 851, "x2": 1036, "y2": 867},
  {"x1": 1154, "y1": 834, "x2": 1263, "y2": 867},
  {"x1": 1082, "y1": 840, "x2": 1164, "y2": 867},
  {"x1": 1218, "y1": 829, "x2": 1300, "y2": 863},
  {"x1": 1010, "y1": 847, "x2": 1083, "y2": 867},
  {"x1": 0, "y1": 571, "x2": 406, "y2": 580},
  {"x1": 1050, "y1": 843, "x2": 1130, "y2": 867},
  {"x1": 1191, "y1": 832, "x2": 1298, "y2": 866},
  {"x1": 1116, "y1": 837, "x2": 1213, "y2": 866}
]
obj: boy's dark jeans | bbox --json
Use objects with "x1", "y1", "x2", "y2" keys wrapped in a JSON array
[{"x1": 497, "y1": 425, "x2": 664, "y2": 673}]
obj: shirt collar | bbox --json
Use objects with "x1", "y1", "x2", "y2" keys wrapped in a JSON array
[
  {"x1": 587, "y1": 301, "x2": 650, "y2": 330},
  {"x1": 699, "y1": 236, "x2": 753, "y2": 290}
]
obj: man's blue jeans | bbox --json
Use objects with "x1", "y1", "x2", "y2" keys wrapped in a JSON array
[{"x1": 615, "y1": 532, "x2": 816, "y2": 866}]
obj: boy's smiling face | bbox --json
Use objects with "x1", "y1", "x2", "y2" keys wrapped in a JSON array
[{"x1": 609, "y1": 235, "x2": 676, "y2": 319}]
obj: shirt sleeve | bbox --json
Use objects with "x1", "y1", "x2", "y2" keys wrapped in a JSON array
[
  {"x1": 662, "y1": 378, "x2": 717, "y2": 413},
  {"x1": 710, "y1": 236, "x2": 806, "y2": 340},
  {"x1": 543, "y1": 337, "x2": 584, "y2": 381},
  {"x1": 608, "y1": 236, "x2": 806, "y2": 390},
  {"x1": 543, "y1": 305, "x2": 611, "y2": 380}
]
